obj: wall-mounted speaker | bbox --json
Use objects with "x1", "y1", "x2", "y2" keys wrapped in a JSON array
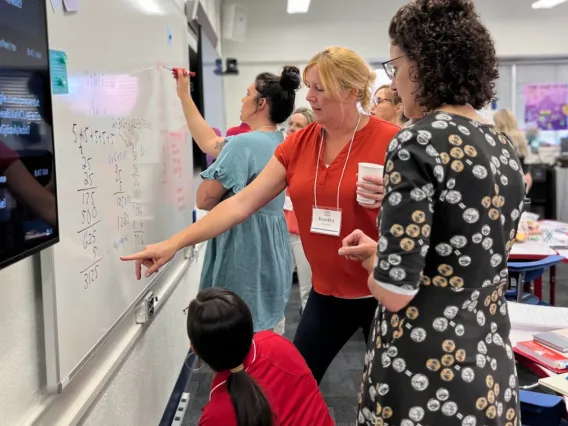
[
  {"x1": 213, "y1": 58, "x2": 239, "y2": 76},
  {"x1": 222, "y1": 4, "x2": 247, "y2": 43}
]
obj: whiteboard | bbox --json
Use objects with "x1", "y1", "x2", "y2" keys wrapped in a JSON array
[{"x1": 40, "y1": 0, "x2": 193, "y2": 391}]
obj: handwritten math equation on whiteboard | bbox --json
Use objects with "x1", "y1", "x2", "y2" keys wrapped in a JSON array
[{"x1": 71, "y1": 117, "x2": 152, "y2": 290}]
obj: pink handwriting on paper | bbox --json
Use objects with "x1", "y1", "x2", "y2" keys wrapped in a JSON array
[{"x1": 168, "y1": 131, "x2": 188, "y2": 211}]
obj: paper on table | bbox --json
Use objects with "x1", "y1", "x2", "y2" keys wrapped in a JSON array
[
  {"x1": 507, "y1": 302, "x2": 568, "y2": 332},
  {"x1": 509, "y1": 328, "x2": 536, "y2": 346},
  {"x1": 540, "y1": 220, "x2": 568, "y2": 232},
  {"x1": 539, "y1": 373, "x2": 568, "y2": 396},
  {"x1": 510, "y1": 241, "x2": 558, "y2": 257}
]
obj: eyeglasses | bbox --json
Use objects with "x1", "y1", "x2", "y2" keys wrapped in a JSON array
[
  {"x1": 372, "y1": 97, "x2": 392, "y2": 106},
  {"x1": 382, "y1": 55, "x2": 406, "y2": 80},
  {"x1": 183, "y1": 306, "x2": 189, "y2": 315}
]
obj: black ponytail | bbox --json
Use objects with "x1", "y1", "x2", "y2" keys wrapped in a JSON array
[
  {"x1": 227, "y1": 371, "x2": 274, "y2": 426},
  {"x1": 186, "y1": 288, "x2": 276, "y2": 426}
]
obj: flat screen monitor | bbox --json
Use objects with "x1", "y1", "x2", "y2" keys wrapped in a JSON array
[{"x1": 0, "y1": 0, "x2": 59, "y2": 269}]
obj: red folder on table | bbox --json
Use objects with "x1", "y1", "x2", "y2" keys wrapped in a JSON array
[{"x1": 515, "y1": 340, "x2": 568, "y2": 373}]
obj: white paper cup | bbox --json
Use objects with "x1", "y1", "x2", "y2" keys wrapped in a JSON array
[{"x1": 357, "y1": 162, "x2": 384, "y2": 205}]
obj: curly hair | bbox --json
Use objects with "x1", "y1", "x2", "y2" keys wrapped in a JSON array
[{"x1": 388, "y1": 0, "x2": 499, "y2": 111}]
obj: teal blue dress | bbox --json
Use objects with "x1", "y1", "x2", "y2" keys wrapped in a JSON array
[{"x1": 199, "y1": 131, "x2": 292, "y2": 331}]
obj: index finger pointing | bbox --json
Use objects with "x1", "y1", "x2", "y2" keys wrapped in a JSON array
[{"x1": 120, "y1": 251, "x2": 147, "y2": 261}]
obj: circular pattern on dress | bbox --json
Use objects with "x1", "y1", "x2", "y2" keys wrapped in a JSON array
[
  {"x1": 388, "y1": 191, "x2": 402, "y2": 206},
  {"x1": 450, "y1": 235, "x2": 467, "y2": 248},
  {"x1": 435, "y1": 243, "x2": 453, "y2": 256},
  {"x1": 417, "y1": 130, "x2": 432, "y2": 145},
  {"x1": 463, "y1": 208, "x2": 480, "y2": 223},
  {"x1": 378, "y1": 236, "x2": 388, "y2": 252},
  {"x1": 358, "y1": 117, "x2": 522, "y2": 426},
  {"x1": 432, "y1": 121, "x2": 449, "y2": 130},
  {"x1": 411, "y1": 374, "x2": 429, "y2": 391},
  {"x1": 399, "y1": 130, "x2": 414, "y2": 142},
  {"x1": 398, "y1": 149, "x2": 411, "y2": 161},
  {"x1": 472, "y1": 165, "x2": 488, "y2": 179}
]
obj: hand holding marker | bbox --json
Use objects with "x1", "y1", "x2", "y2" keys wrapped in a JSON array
[{"x1": 163, "y1": 66, "x2": 195, "y2": 78}]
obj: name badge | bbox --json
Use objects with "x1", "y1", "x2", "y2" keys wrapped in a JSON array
[
  {"x1": 283, "y1": 195, "x2": 293, "y2": 211},
  {"x1": 310, "y1": 206, "x2": 342, "y2": 237}
]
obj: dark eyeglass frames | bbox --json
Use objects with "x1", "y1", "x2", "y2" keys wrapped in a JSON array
[
  {"x1": 372, "y1": 97, "x2": 392, "y2": 106},
  {"x1": 382, "y1": 55, "x2": 406, "y2": 80}
]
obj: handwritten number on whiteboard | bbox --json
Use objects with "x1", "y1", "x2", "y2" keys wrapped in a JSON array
[
  {"x1": 84, "y1": 172, "x2": 93, "y2": 186},
  {"x1": 84, "y1": 265, "x2": 100, "y2": 289}
]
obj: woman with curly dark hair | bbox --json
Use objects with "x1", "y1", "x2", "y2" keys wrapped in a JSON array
[{"x1": 338, "y1": 0, "x2": 524, "y2": 424}]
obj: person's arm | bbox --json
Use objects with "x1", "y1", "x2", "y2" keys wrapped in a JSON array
[
  {"x1": 121, "y1": 156, "x2": 287, "y2": 278},
  {"x1": 369, "y1": 130, "x2": 438, "y2": 312},
  {"x1": 175, "y1": 70, "x2": 226, "y2": 158},
  {"x1": 196, "y1": 179, "x2": 227, "y2": 211},
  {"x1": 5, "y1": 159, "x2": 57, "y2": 226},
  {"x1": 197, "y1": 139, "x2": 254, "y2": 210},
  {"x1": 171, "y1": 156, "x2": 285, "y2": 248}
]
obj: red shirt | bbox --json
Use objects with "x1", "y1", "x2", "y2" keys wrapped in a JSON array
[
  {"x1": 199, "y1": 332, "x2": 334, "y2": 426},
  {"x1": 226, "y1": 122, "x2": 251, "y2": 137},
  {"x1": 284, "y1": 188, "x2": 300, "y2": 235},
  {"x1": 275, "y1": 117, "x2": 400, "y2": 298}
]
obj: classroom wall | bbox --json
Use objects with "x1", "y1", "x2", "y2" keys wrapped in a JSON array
[
  {"x1": 220, "y1": 0, "x2": 568, "y2": 128},
  {"x1": 0, "y1": 1, "x2": 218, "y2": 424}
]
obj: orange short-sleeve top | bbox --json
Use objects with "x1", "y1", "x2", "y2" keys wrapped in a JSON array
[{"x1": 274, "y1": 117, "x2": 400, "y2": 298}]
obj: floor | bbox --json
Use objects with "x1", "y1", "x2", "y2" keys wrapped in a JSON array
[{"x1": 182, "y1": 264, "x2": 568, "y2": 425}]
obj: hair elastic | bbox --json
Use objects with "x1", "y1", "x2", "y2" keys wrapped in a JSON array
[{"x1": 230, "y1": 364, "x2": 244, "y2": 374}]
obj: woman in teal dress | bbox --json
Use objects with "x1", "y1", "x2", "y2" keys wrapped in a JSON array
[{"x1": 183, "y1": 66, "x2": 300, "y2": 331}]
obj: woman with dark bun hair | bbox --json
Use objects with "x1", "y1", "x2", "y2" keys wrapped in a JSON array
[
  {"x1": 187, "y1": 288, "x2": 334, "y2": 426},
  {"x1": 338, "y1": 1, "x2": 524, "y2": 424},
  {"x1": 165, "y1": 66, "x2": 301, "y2": 331}
]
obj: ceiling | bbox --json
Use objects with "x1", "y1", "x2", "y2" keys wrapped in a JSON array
[{"x1": 233, "y1": 0, "x2": 568, "y2": 22}]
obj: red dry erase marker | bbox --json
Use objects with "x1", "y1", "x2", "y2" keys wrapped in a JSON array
[{"x1": 164, "y1": 67, "x2": 195, "y2": 77}]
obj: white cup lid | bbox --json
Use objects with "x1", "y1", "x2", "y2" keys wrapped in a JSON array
[{"x1": 358, "y1": 162, "x2": 383, "y2": 169}]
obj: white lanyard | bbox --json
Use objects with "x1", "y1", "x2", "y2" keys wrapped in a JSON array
[
  {"x1": 313, "y1": 114, "x2": 361, "y2": 209},
  {"x1": 208, "y1": 340, "x2": 257, "y2": 401}
]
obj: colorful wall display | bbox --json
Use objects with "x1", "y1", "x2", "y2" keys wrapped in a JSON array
[{"x1": 524, "y1": 83, "x2": 568, "y2": 131}]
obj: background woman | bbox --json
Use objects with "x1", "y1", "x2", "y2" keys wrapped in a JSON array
[
  {"x1": 187, "y1": 288, "x2": 333, "y2": 426},
  {"x1": 186, "y1": 66, "x2": 301, "y2": 332},
  {"x1": 122, "y1": 47, "x2": 399, "y2": 384},
  {"x1": 340, "y1": 1, "x2": 524, "y2": 424},
  {"x1": 494, "y1": 109, "x2": 532, "y2": 192},
  {"x1": 370, "y1": 84, "x2": 406, "y2": 127},
  {"x1": 284, "y1": 106, "x2": 315, "y2": 313}
]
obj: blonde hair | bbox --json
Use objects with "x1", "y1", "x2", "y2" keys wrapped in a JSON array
[
  {"x1": 376, "y1": 84, "x2": 402, "y2": 106},
  {"x1": 493, "y1": 109, "x2": 528, "y2": 158},
  {"x1": 303, "y1": 47, "x2": 376, "y2": 112},
  {"x1": 292, "y1": 107, "x2": 315, "y2": 124}
]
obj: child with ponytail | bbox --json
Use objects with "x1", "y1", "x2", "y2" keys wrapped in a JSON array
[{"x1": 186, "y1": 288, "x2": 334, "y2": 426}]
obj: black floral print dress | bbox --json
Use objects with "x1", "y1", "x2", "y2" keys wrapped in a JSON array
[{"x1": 358, "y1": 113, "x2": 524, "y2": 426}]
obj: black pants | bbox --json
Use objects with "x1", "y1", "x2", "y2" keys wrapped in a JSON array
[{"x1": 292, "y1": 289, "x2": 378, "y2": 384}]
